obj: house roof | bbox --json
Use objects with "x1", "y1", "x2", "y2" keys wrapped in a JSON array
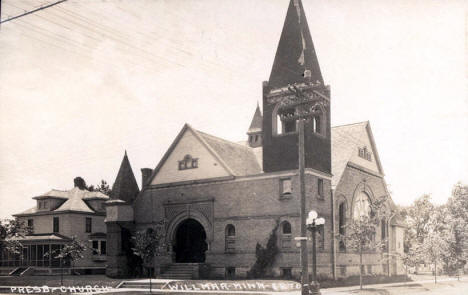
[
  {"x1": 269, "y1": 0, "x2": 323, "y2": 88},
  {"x1": 9, "y1": 233, "x2": 71, "y2": 242},
  {"x1": 15, "y1": 187, "x2": 109, "y2": 216},
  {"x1": 111, "y1": 151, "x2": 140, "y2": 202}
]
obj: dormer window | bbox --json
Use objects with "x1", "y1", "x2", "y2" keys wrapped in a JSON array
[
  {"x1": 38, "y1": 200, "x2": 48, "y2": 210},
  {"x1": 178, "y1": 154, "x2": 199, "y2": 170},
  {"x1": 358, "y1": 146, "x2": 372, "y2": 161}
]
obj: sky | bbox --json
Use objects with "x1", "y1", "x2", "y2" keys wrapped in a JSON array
[{"x1": 0, "y1": 0, "x2": 466, "y2": 219}]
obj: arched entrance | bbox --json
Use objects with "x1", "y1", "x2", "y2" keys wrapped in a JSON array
[{"x1": 173, "y1": 218, "x2": 207, "y2": 263}]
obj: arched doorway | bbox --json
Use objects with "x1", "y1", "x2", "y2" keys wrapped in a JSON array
[{"x1": 173, "y1": 218, "x2": 207, "y2": 263}]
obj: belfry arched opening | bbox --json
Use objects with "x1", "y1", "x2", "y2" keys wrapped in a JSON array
[{"x1": 174, "y1": 218, "x2": 207, "y2": 263}]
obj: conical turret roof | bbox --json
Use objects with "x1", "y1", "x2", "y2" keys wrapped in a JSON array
[
  {"x1": 247, "y1": 104, "x2": 263, "y2": 134},
  {"x1": 268, "y1": 0, "x2": 323, "y2": 88},
  {"x1": 111, "y1": 151, "x2": 140, "y2": 203}
]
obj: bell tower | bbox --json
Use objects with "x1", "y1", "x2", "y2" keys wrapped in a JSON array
[{"x1": 262, "y1": 0, "x2": 331, "y2": 174}]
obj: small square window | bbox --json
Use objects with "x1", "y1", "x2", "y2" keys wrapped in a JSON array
[
  {"x1": 225, "y1": 267, "x2": 235, "y2": 279},
  {"x1": 280, "y1": 178, "x2": 292, "y2": 198},
  {"x1": 281, "y1": 268, "x2": 292, "y2": 279}
]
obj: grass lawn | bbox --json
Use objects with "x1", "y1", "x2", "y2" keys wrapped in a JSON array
[
  {"x1": 0, "y1": 275, "x2": 122, "y2": 288},
  {"x1": 343, "y1": 280, "x2": 468, "y2": 295}
]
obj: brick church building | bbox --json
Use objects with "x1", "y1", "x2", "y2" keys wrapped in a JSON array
[{"x1": 105, "y1": 0, "x2": 405, "y2": 280}]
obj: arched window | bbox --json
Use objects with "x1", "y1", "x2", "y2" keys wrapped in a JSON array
[
  {"x1": 338, "y1": 202, "x2": 346, "y2": 251},
  {"x1": 225, "y1": 224, "x2": 236, "y2": 253},
  {"x1": 280, "y1": 221, "x2": 292, "y2": 249},
  {"x1": 313, "y1": 116, "x2": 321, "y2": 133},
  {"x1": 226, "y1": 224, "x2": 235, "y2": 237},
  {"x1": 353, "y1": 191, "x2": 371, "y2": 220},
  {"x1": 381, "y1": 219, "x2": 387, "y2": 250},
  {"x1": 282, "y1": 221, "x2": 292, "y2": 234},
  {"x1": 273, "y1": 105, "x2": 297, "y2": 135}
]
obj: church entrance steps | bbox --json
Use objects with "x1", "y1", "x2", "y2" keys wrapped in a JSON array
[{"x1": 159, "y1": 263, "x2": 201, "y2": 280}]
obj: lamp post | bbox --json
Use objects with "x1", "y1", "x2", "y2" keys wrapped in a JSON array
[{"x1": 306, "y1": 210, "x2": 325, "y2": 295}]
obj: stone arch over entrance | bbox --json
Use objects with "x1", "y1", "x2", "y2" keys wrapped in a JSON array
[{"x1": 166, "y1": 210, "x2": 212, "y2": 263}]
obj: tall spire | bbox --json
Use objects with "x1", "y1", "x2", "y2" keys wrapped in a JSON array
[
  {"x1": 111, "y1": 151, "x2": 140, "y2": 203},
  {"x1": 268, "y1": 0, "x2": 323, "y2": 88}
]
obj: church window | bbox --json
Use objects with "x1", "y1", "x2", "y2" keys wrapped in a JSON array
[
  {"x1": 225, "y1": 267, "x2": 235, "y2": 279},
  {"x1": 317, "y1": 179, "x2": 324, "y2": 198},
  {"x1": 178, "y1": 154, "x2": 199, "y2": 170},
  {"x1": 312, "y1": 116, "x2": 321, "y2": 134},
  {"x1": 338, "y1": 202, "x2": 346, "y2": 251},
  {"x1": 280, "y1": 178, "x2": 292, "y2": 198},
  {"x1": 275, "y1": 107, "x2": 297, "y2": 135},
  {"x1": 225, "y1": 224, "x2": 236, "y2": 253},
  {"x1": 317, "y1": 224, "x2": 325, "y2": 250},
  {"x1": 381, "y1": 219, "x2": 387, "y2": 250},
  {"x1": 358, "y1": 146, "x2": 372, "y2": 161},
  {"x1": 353, "y1": 191, "x2": 371, "y2": 220},
  {"x1": 280, "y1": 221, "x2": 292, "y2": 249}
]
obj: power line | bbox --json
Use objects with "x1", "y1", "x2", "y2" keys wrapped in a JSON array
[{"x1": 0, "y1": 0, "x2": 67, "y2": 24}]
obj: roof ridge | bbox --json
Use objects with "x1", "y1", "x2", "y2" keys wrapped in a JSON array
[
  {"x1": 196, "y1": 130, "x2": 254, "y2": 151},
  {"x1": 331, "y1": 121, "x2": 368, "y2": 129}
]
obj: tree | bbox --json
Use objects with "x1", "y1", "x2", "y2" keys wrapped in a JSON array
[
  {"x1": 44, "y1": 236, "x2": 86, "y2": 285},
  {"x1": 132, "y1": 220, "x2": 167, "y2": 293},
  {"x1": 87, "y1": 179, "x2": 112, "y2": 196},
  {"x1": 0, "y1": 219, "x2": 31, "y2": 262},
  {"x1": 420, "y1": 217, "x2": 448, "y2": 284},
  {"x1": 439, "y1": 183, "x2": 468, "y2": 275},
  {"x1": 402, "y1": 194, "x2": 436, "y2": 274},
  {"x1": 338, "y1": 195, "x2": 389, "y2": 290},
  {"x1": 247, "y1": 221, "x2": 280, "y2": 279}
]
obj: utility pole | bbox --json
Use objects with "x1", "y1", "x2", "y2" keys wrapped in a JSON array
[{"x1": 281, "y1": 70, "x2": 328, "y2": 295}]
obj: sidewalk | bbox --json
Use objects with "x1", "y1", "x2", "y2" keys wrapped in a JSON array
[{"x1": 321, "y1": 275, "x2": 468, "y2": 294}]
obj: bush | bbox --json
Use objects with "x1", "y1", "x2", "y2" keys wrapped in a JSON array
[{"x1": 247, "y1": 222, "x2": 280, "y2": 278}]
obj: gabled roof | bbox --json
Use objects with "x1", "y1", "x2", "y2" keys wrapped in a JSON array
[
  {"x1": 331, "y1": 121, "x2": 384, "y2": 187},
  {"x1": 197, "y1": 131, "x2": 262, "y2": 176},
  {"x1": 269, "y1": 0, "x2": 323, "y2": 88},
  {"x1": 111, "y1": 151, "x2": 140, "y2": 203},
  {"x1": 15, "y1": 187, "x2": 109, "y2": 216},
  {"x1": 147, "y1": 124, "x2": 262, "y2": 185},
  {"x1": 247, "y1": 104, "x2": 263, "y2": 134}
]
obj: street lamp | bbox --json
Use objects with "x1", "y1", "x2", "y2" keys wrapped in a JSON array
[{"x1": 307, "y1": 210, "x2": 325, "y2": 295}]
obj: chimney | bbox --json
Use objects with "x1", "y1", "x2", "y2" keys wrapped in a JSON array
[
  {"x1": 74, "y1": 177, "x2": 87, "y2": 190},
  {"x1": 141, "y1": 168, "x2": 153, "y2": 187}
]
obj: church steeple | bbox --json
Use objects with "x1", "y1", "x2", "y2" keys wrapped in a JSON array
[
  {"x1": 247, "y1": 104, "x2": 263, "y2": 148},
  {"x1": 262, "y1": 0, "x2": 331, "y2": 174},
  {"x1": 268, "y1": 0, "x2": 323, "y2": 88},
  {"x1": 111, "y1": 151, "x2": 140, "y2": 203}
]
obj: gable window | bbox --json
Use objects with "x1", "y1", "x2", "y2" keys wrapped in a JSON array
[
  {"x1": 280, "y1": 221, "x2": 292, "y2": 249},
  {"x1": 178, "y1": 154, "x2": 199, "y2": 170},
  {"x1": 85, "y1": 217, "x2": 92, "y2": 233},
  {"x1": 53, "y1": 217, "x2": 59, "y2": 233},
  {"x1": 280, "y1": 178, "x2": 292, "y2": 199},
  {"x1": 225, "y1": 224, "x2": 236, "y2": 253},
  {"x1": 358, "y1": 146, "x2": 372, "y2": 161},
  {"x1": 317, "y1": 179, "x2": 324, "y2": 199}
]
